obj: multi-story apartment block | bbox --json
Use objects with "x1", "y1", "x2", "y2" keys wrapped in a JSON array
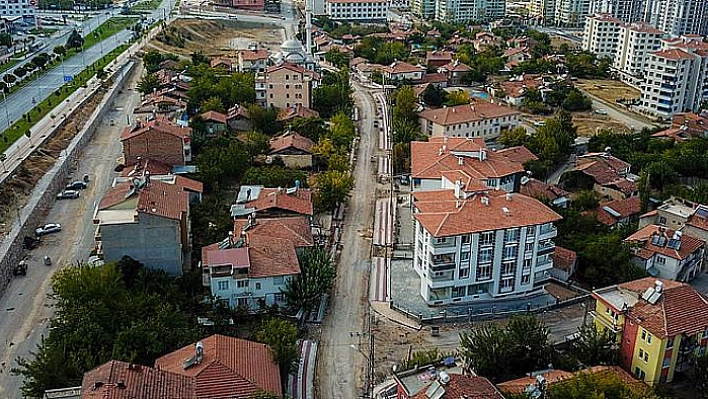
[
  {"x1": 527, "y1": 0, "x2": 556, "y2": 23},
  {"x1": 625, "y1": 225, "x2": 705, "y2": 282},
  {"x1": 589, "y1": 0, "x2": 645, "y2": 23},
  {"x1": 410, "y1": 0, "x2": 436, "y2": 18},
  {"x1": 640, "y1": 41, "x2": 708, "y2": 119},
  {"x1": 433, "y1": 0, "x2": 505, "y2": 23},
  {"x1": 582, "y1": 14, "x2": 623, "y2": 59},
  {"x1": 410, "y1": 138, "x2": 561, "y2": 305},
  {"x1": 612, "y1": 22, "x2": 666, "y2": 86},
  {"x1": 256, "y1": 62, "x2": 319, "y2": 110},
  {"x1": 325, "y1": 0, "x2": 389, "y2": 21},
  {"x1": 120, "y1": 117, "x2": 192, "y2": 167},
  {"x1": 418, "y1": 102, "x2": 520, "y2": 140},
  {"x1": 592, "y1": 278, "x2": 708, "y2": 384},
  {"x1": 238, "y1": 48, "x2": 268, "y2": 73},
  {"x1": 643, "y1": 0, "x2": 708, "y2": 37},
  {"x1": 555, "y1": 0, "x2": 591, "y2": 27},
  {"x1": 1, "y1": 0, "x2": 35, "y2": 18}
]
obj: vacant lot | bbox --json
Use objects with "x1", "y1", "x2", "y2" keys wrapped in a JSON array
[
  {"x1": 576, "y1": 79, "x2": 641, "y2": 104},
  {"x1": 573, "y1": 113, "x2": 631, "y2": 136},
  {"x1": 146, "y1": 19, "x2": 284, "y2": 58}
]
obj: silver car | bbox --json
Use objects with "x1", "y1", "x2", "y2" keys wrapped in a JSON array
[
  {"x1": 36, "y1": 223, "x2": 62, "y2": 237},
  {"x1": 57, "y1": 190, "x2": 80, "y2": 200}
]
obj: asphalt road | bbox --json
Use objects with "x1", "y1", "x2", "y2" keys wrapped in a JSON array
[
  {"x1": 0, "y1": 0, "x2": 172, "y2": 133},
  {"x1": 0, "y1": 64, "x2": 143, "y2": 398},
  {"x1": 317, "y1": 83, "x2": 379, "y2": 399},
  {"x1": 583, "y1": 91, "x2": 658, "y2": 131}
]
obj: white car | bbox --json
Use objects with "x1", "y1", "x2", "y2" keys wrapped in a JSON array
[
  {"x1": 595, "y1": 109, "x2": 608, "y2": 115},
  {"x1": 36, "y1": 223, "x2": 62, "y2": 237}
]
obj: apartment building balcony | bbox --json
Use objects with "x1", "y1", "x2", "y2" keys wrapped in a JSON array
[
  {"x1": 429, "y1": 254, "x2": 456, "y2": 271},
  {"x1": 589, "y1": 311, "x2": 623, "y2": 334},
  {"x1": 537, "y1": 240, "x2": 555, "y2": 255},
  {"x1": 536, "y1": 256, "x2": 553, "y2": 271},
  {"x1": 94, "y1": 226, "x2": 101, "y2": 242},
  {"x1": 539, "y1": 225, "x2": 557, "y2": 240}
]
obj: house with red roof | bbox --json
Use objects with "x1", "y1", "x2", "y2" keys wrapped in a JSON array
[
  {"x1": 519, "y1": 177, "x2": 570, "y2": 208},
  {"x1": 425, "y1": 50, "x2": 454, "y2": 67},
  {"x1": 120, "y1": 117, "x2": 192, "y2": 167},
  {"x1": 230, "y1": 184, "x2": 313, "y2": 219},
  {"x1": 92, "y1": 174, "x2": 202, "y2": 275},
  {"x1": 549, "y1": 246, "x2": 577, "y2": 282},
  {"x1": 393, "y1": 364, "x2": 504, "y2": 399},
  {"x1": 154, "y1": 335, "x2": 281, "y2": 398},
  {"x1": 80, "y1": 360, "x2": 197, "y2": 399},
  {"x1": 561, "y1": 153, "x2": 636, "y2": 200},
  {"x1": 585, "y1": 196, "x2": 642, "y2": 228},
  {"x1": 200, "y1": 110, "x2": 228, "y2": 136},
  {"x1": 269, "y1": 130, "x2": 315, "y2": 169},
  {"x1": 592, "y1": 278, "x2": 708, "y2": 384},
  {"x1": 437, "y1": 60, "x2": 471, "y2": 86},
  {"x1": 382, "y1": 61, "x2": 425, "y2": 81},
  {"x1": 418, "y1": 102, "x2": 520, "y2": 140},
  {"x1": 497, "y1": 366, "x2": 648, "y2": 396},
  {"x1": 201, "y1": 215, "x2": 313, "y2": 309},
  {"x1": 624, "y1": 225, "x2": 705, "y2": 282}
]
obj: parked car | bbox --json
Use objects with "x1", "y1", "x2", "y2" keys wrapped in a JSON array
[
  {"x1": 66, "y1": 181, "x2": 87, "y2": 190},
  {"x1": 36, "y1": 223, "x2": 62, "y2": 236},
  {"x1": 595, "y1": 108, "x2": 608, "y2": 115},
  {"x1": 57, "y1": 190, "x2": 80, "y2": 200},
  {"x1": 533, "y1": 121, "x2": 546, "y2": 127}
]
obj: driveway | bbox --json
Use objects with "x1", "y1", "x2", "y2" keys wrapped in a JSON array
[
  {"x1": 0, "y1": 64, "x2": 143, "y2": 398},
  {"x1": 317, "y1": 83, "x2": 378, "y2": 399}
]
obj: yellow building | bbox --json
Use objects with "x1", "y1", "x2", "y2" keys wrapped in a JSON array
[{"x1": 592, "y1": 277, "x2": 708, "y2": 385}]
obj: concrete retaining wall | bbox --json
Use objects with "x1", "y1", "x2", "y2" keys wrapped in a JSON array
[{"x1": 0, "y1": 60, "x2": 138, "y2": 297}]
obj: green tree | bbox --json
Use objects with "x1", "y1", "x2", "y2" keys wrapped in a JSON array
[
  {"x1": 499, "y1": 126, "x2": 529, "y2": 148},
  {"x1": 283, "y1": 246, "x2": 336, "y2": 311},
  {"x1": 142, "y1": 50, "x2": 165, "y2": 73},
  {"x1": 691, "y1": 351, "x2": 708, "y2": 399},
  {"x1": 313, "y1": 68, "x2": 352, "y2": 119},
  {"x1": 247, "y1": 104, "x2": 282, "y2": 135},
  {"x1": 53, "y1": 45, "x2": 67, "y2": 58},
  {"x1": 201, "y1": 96, "x2": 226, "y2": 113},
  {"x1": 444, "y1": 89, "x2": 470, "y2": 106},
  {"x1": 328, "y1": 111, "x2": 356, "y2": 148},
  {"x1": 195, "y1": 137, "x2": 250, "y2": 190},
  {"x1": 4, "y1": 73, "x2": 16, "y2": 85},
  {"x1": 255, "y1": 318, "x2": 299, "y2": 377},
  {"x1": 393, "y1": 85, "x2": 418, "y2": 126},
  {"x1": 392, "y1": 142, "x2": 411, "y2": 174},
  {"x1": 562, "y1": 89, "x2": 592, "y2": 111},
  {"x1": 314, "y1": 170, "x2": 354, "y2": 211},
  {"x1": 325, "y1": 47, "x2": 349, "y2": 68},
  {"x1": 137, "y1": 73, "x2": 161, "y2": 95},
  {"x1": 191, "y1": 51, "x2": 210, "y2": 66},
  {"x1": 646, "y1": 160, "x2": 678, "y2": 191},
  {"x1": 579, "y1": 233, "x2": 644, "y2": 286},
  {"x1": 573, "y1": 323, "x2": 617, "y2": 367},
  {"x1": 0, "y1": 32, "x2": 12, "y2": 47},
  {"x1": 66, "y1": 29, "x2": 84, "y2": 49},
  {"x1": 290, "y1": 116, "x2": 327, "y2": 142},
  {"x1": 571, "y1": 190, "x2": 599, "y2": 212},
  {"x1": 422, "y1": 84, "x2": 447, "y2": 107},
  {"x1": 242, "y1": 166, "x2": 308, "y2": 188},
  {"x1": 547, "y1": 370, "x2": 660, "y2": 399},
  {"x1": 243, "y1": 130, "x2": 271, "y2": 161},
  {"x1": 13, "y1": 66, "x2": 27, "y2": 79}
]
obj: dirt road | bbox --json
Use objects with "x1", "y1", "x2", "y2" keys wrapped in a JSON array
[
  {"x1": 0, "y1": 63, "x2": 143, "y2": 398},
  {"x1": 316, "y1": 83, "x2": 379, "y2": 399}
]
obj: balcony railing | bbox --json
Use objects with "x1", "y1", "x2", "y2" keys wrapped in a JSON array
[
  {"x1": 589, "y1": 311, "x2": 622, "y2": 333},
  {"x1": 538, "y1": 241, "x2": 555, "y2": 255},
  {"x1": 539, "y1": 225, "x2": 557, "y2": 237}
]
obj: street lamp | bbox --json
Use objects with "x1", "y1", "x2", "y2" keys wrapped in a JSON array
[{"x1": 1, "y1": 90, "x2": 10, "y2": 129}]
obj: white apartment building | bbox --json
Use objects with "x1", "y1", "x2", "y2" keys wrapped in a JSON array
[
  {"x1": 589, "y1": 0, "x2": 644, "y2": 23},
  {"x1": 643, "y1": 0, "x2": 708, "y2": 37},
  {"x1": 554, "y1": 0, "x2": 591, "y2": 27},
  {"x1": 433, "y1": 0, "x2": 505, "y2": 23},
  {"x1": 527, "y1": 0, "x2": 556, "y2": 22},
  {"x1": 582, "y1": 14, "x2": 623, "y2": 59},
  {"x1": 1, "y1": 0, "x2": 35, "y2": 18},
  {"x1": 325, "y1": 0, "x2": 389, "y2": 20},
  {"x1": 640, "y1": 40, "x2": 708, "y2": 119},
  {"x1": 412, "y1": 183, "x2": 561, "y2": 305},
  {"x1": 612, "y1": 22, "x2": 666, "y2": 86},
  {"x1": 418, "y1": 102, "x2": 520, "y2": 140},
  {"x1": 410, "y1": 0, "x2": 436, "y2": 18}
]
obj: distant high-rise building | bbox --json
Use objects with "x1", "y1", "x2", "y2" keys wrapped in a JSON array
[
  {"x1": 589, "y1": 0, "x2": 644, "y2": 23},
  {"x1": 411, "y1": 0, "x2": 505, "y2": 22},
  {"x1": 554, "y1": 0, "x2": 591, "y2": 26},
  {"x1": 410, "y1": 0, "x2": 436, "y2": 18},
  {"x1": 642, "y1": 0, "x2": 708, "y2": 36}
]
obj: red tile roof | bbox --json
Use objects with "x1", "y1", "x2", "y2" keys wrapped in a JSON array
[
  {"x1": 625, "y1": 224, "x2": 705, "y2": 260},
  {"x1": 383, "y1": 61, "x2": 422, "y2": 74},
  {"x1": 246, "y1": 187, "x2": 314, "y2": 216},
  {"x1": 201, "y1": 110, "x2": 227, "y2": 124},
  {"x1": 551, "y1": 246, "x2": 577, "y2": 272},
  {"x1": 411, "y1": 137, "x2": 527, "y2": 180},
  {"x1": 210, "y1": 57, "x2": 232, "y2": 69},
  {"x1": 618, "y1": 278, "x2": 708, "y2": 338},
  {"x1": 419, "y1": 102, "x2": 519, "y2": 126},
  {"x1": 426, "y1": 50, "x2": 454, "y2": 61},
  {"x1": 269, "y1": 131, "x2": 315, "y2": 154},
  {"x1": 81, "y1": 360, "x2": 196, "y2": 399},
  {"x1": 588, "y1": 196, "x2": 642, "y2": 226},
  {"x1": 688, "y1": 207, "x2": 708, "y2": 231},
  {"x1": 520, "y1": 178, "x2": 568, "y2": 202},
  {"x1": 497, "y1": 369, "x2": 573, "y2": 394},
  {"x1": 246, "y1": 234, "x2": 301, "y2": 278},
  {"x1": 496, "y1": 146, "x2": 538, "y2": 164},
  {"x1": 240, "y1": 49, "x2": 268, "y2": 61},
  {"x1": 98, "y1": 180, "x2": 189, "y2": 221},
  {"x1": 413, "y1": 190, "x2": 562, "y2": 237},
  {"x1": 203, "y1": 247, "x2": 250, "y2": 268},
  {"x1": 155, "y1": 335, "x2": 282, "y2": 398},
  {"x1": 234, "y1": 216, "x2": 314, "y2": 248},
  {"x1": 419, "y1": 73, "x2": 449, "y2": 84},
  {"x1": 411, "y1": 374, "x2": 504, "y2": 399},
  {"x1": 439, "y1": 60, "x2": 472, "y2": 72},
  {"x1": 652, "y1": 48, "x2": 697, "y2": 60},
  {"x1": 120, "y1": 118, "x2": 191, "y2": 142}
]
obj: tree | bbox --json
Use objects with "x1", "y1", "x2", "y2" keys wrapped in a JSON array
[
  {"x1": 460, "y1": 315, "x2": 552, "y2": 383},
  {"x1": 255, "y1": 318, "x2": 299, "y2": 377},
  {"x1": 422, "y1": 84, "x2": 447, "y2": 107},
  {"x1": 66, "y1": 29, "x2": 84, "y2": 49},
  {"x1": 142, "y1": 50, "x2": 165, "y2": 73},
  {"x1": 562, "y1": 89, "x2": 592, "y2": 111},
  {"x1": 392, "y1": 142, "x2": 411, "y2": 174},
  {"x1": 13, "y1": 66, "x2": 27, "y2": 79},
  {"x1": 547, "y1": 370, "x2": 661, "y2": 399},
  {"x1": 242, "y1": 166, "x2": 308, "y2": 188},
  {"x1": 692, "y1": 351, "x2": 708, "y2": 399},
  {"x1": 578, "y1": 233, "x2": 644, "y2": 286},
  {"x1": 290, "y1": 116, "x2": 327, "y2": 142},
  {"x1": 646, "y1": 160, "x2": 678, "y2": 191},
  {"x1": 572, "y1": 323, "x2": 617, "y2": 367},
  {"x1": 314, "y1": 170, "x2": 354, "y2": 211},
  {"x1": 499, "y1": 127, "x2": 529, "y2": 148},
  {"x1": 247, "y1": 104, "x2": 282, "y2": 135},
  {"x1": 4, "y1": 74, "x2": 17, "y2": 84},
  {"x1": 0, "y1": 32, "x2": 12, "y2": 47},
  {"x1": 313, "y1": 68, "x2": 352, "y2": 119},
  {"x1": 571, "y1": 190, "x2": 599, "y2": 212},
  {"x1": 328, "y1": 112, "x2": 356, "y2": 148},
  {"x1": 325, "y1": 47, "x2": 349, "y2": 68},
  {"x1": 191, "y1": 51, "x2": 210, "y2": 66},
  {"x1": 195, "y1": 137, "x2": 250, "y2": 190},
  {"x1": 137, "y1": 73, "x2": 160, "y2": 95},
  {"x1": 282, "y1": 246, "x2": 336, "y2": 311},
  {"x1": 53, "y1": 45, "x2": 67, "y2": 58},
  {"x1": 444, "y1": 89, "x2": 470, "y2": 106},
  {"x1": 243, "y1": 130, "x2": 271, "y2": 161},
  {"x1": 393, "y1": 86, "x2": 418, "y2": 126},
  {"x1": 201, "y1": 96, "x2": 226, "y2": 113},
  {"x1": 31, "y1": 53, "x2": 51, "y2": 69}
]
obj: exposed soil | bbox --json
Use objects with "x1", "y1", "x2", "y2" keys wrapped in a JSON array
[{"x1": 576, "y1": 79, "x2": 641, "y2": 104}]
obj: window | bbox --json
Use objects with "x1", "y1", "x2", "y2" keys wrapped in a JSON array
[
  {"x1": 237, "y1": 297, "x2": 249, "y2": 307},
  {"x1": 478, "y1": 248, "x2": 493, "y2": 263},
  {"x1": 656, "y1": 256, "x2": 666, "y2": 265},
  {"x1": 460, "y1": 268, "x2": 470, "y2": 279},
  {"x1": 255, "y1": 282, "x2": 261, "y2": 290},
  {"x1": 452, "y1": 286, "x2": 465, "y2": 298},
  {"x1": 479, "y1": 232, "x2": 494, "y2": 246},
  {"x1": 641, "y1": 329, "x2": 647, "y2": 341},
  {"x1": 647, "y1": 334, "x2": 652, "y2": 345},
  {"x1": 462, "y1": 235, "x2": 471, "y2": 244},
  {"x1": 659, "y1": 216, "x2": 667, "y2": 224},
  {"x1": 477, "y1": 264, "x2": 492, "y2": 280},
  {"x1": 237, "y1": 280, "x2": 249, "y2": 288},
  {"x1": 502, "y1": 245, "x2": 518, "y2": 259},
  {"x1": 505, "y1": 228, "x2": 519, "y2": 242},
  {"x1": 663, "y1": 357, "x2": 671, "y2": 368},
  {"x1": 639, "y1": 348, "x2": 644, "y2": 359},
  {"x1": 521, "y1": 274, "x2": 531, "y2": 284},
  {"x1": 461, "y1": 251, "x2": 470, "y2": 261},
  {"x1": 501, "y1": 261, "x2": 515, "y2": 276},
  {"x1": 667, "y1": 338, "x2": 674, "y2": 348},
  {"x1": 273, "y1": 276, "x2": 284, "y2": 285},
  {"x1": 217, "y1": 280, "x2": 229, "y2": 291},
  {"x1": 500, "y1": 278, "x2": 515, "y2": 291},
  {"x1": 644, "y1": 352, "x2": 649, "y2": 362},
  {"x1": 525, "y1": 242, "x2": 534, "y2": 252}
]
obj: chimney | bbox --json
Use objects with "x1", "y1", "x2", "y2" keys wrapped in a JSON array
[
  {"x1": 246, "y1": 188, "x2": 252, "y2": 202},
  {"x1": 454, "y1": 180, "x2": 463, "y2": 199},
  {"x1": 457, "y1": 156, "x2": 464, "y2": 165},
  {"x1": 196, "y1": 341, "x2": 205, "y2": 363},
  {"x1": 481, "y1": 196, "x2": 489, "y2": 206},
  {"x1": 655, "y1": 280, "x2": 663, "y2": 293},
  {"x1": 506, "y1": 192, "x2": 512, "y2": 201},
  {"x1": 116, "y1": 381, "x2": 126, "y2": 389}
]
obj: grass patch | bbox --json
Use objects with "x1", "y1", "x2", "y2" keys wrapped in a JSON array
[
  {"x1": 0, "y1": 43, "x2": 130, "y2": 153},
  {"x1": 0, "y1": 58, "x2": 21, "y2": 74},
  {"x1": 82, "y1": 17, "x2": 137, "y2": 49},
  {"x1": 131, "y1": 0, "x2": 162, "y2": 11}
]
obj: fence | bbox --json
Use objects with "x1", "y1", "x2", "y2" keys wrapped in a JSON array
[
  {"x1": 0, "y1": 60, "x2": 137, "y2": 297},
  {"x1": 390, "y1": 294, "x2": 591, "y2": 325}
]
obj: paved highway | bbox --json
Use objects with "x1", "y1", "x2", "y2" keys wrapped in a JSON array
[{"x1": 0, "y1": 0, "x2": 173, "y2": 134}]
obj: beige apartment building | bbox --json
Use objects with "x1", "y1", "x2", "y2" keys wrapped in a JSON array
[{"x1": 256, "y1": 62, "x2": 320, "y2": 110}]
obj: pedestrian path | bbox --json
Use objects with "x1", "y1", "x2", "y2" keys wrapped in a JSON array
[
  {"x1": 288, "y1": 339, "x2": 317, "y2": 399},
  {"x1": 373, "y1": 198, "x2": 394, "y2": 246},
  {"x1": 377, "y1": 156, "x2": 391, "y2": 177},
  {"x1": 370, "y1": 256, "x2": 391, "y2": 302}
]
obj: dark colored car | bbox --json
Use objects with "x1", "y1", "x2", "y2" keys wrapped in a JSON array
[{"x1": 66, "y1": 181, "x2": 88, "y2": 190}]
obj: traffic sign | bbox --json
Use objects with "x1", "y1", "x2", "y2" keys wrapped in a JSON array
[{"x1": 63, "y1": 75, "x2": 73, "y2": 83}]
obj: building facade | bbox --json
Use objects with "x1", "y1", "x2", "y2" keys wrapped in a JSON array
[
  {"x1": 554, "y1": 0, "x2": 591, "y2": 27},
  {"x1": 612, "y1": 22, "x2": 666, "y2": 87},
  {"x1": 582, "y1": 14, "x2": 623, "y2": 60},
  {"x1": 625, "y1": 225, "x2": 705, "y2": 282},
  {"x1": 0, "y1": 0, "x2": 35, "y2": 17},
  {"x1": 325, "y1": 0, "x2": 389, "y2": 20},
  {"x1": 120, "y1": 118, "x2": 192, "y2": 167},
  {"x1": 418, "y1": 102, "x2": 520, "y2": 140},
  {"x1": 433, "y1": 0, "x2": 505, "y2": 23},
  {"x1": 256, "y1": 62, "x2": 319, "y2": 110},
  {"x1": 643, "y1": 0, "x2": 708, "y2": 37},
  {"x1": 592, "y1": 278, "x2": 708, "y2": 385}
]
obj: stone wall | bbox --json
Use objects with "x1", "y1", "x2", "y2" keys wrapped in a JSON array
[{"x1": 0, "y1": 60, "x2": 138, "y2": 297}]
